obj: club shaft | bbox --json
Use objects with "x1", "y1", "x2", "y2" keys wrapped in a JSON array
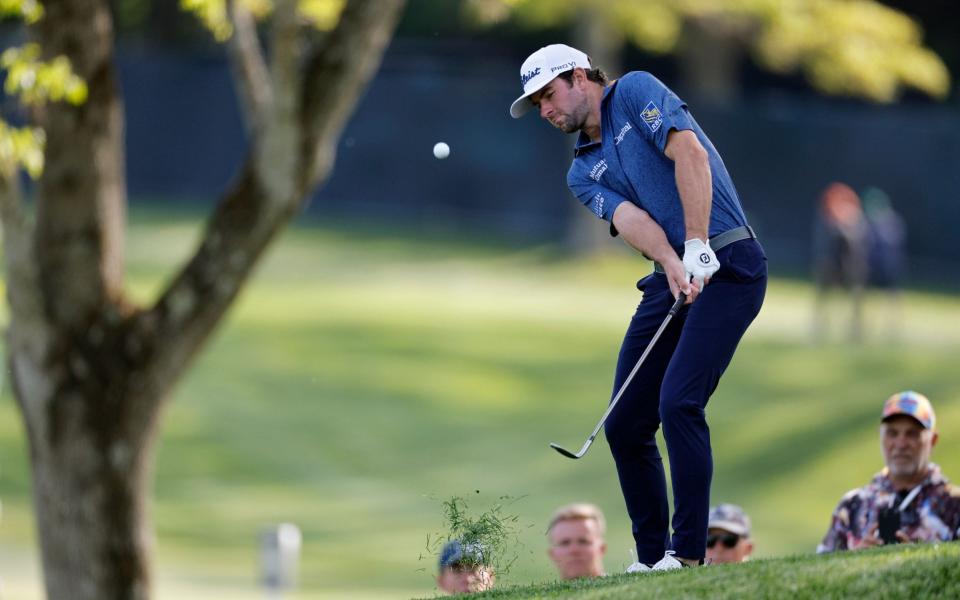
[{"x1": 556, "y1": 293, "x2": 685, "y2": 458}]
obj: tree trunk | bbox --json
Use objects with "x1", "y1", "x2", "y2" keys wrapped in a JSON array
[
  {"x1": 19, "y1": 0, "x2": 153, "y2": 595},
  {"x1": 9, "y1": 295, "x2": 163, "y2": 600},
  {"x1": 20, "y1": 372, "x2": 159, "y2": 599}
]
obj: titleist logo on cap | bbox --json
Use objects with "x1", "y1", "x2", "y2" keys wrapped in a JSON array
[{"x1": 520, "y1": 67, "x2": 541, "y2": 86}]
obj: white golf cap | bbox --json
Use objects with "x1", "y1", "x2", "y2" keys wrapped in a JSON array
[{"x1": 510, "y1": 44, "x2": 591, "y2": 118}]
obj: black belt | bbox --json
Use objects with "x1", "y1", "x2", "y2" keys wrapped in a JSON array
[{"x1": 653, "y1": 225, "x2": 756, "y2": 274}]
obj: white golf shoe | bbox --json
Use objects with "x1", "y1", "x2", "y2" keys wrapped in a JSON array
[
  {"x1": 625, "y1": 561, "x2": 652, "y2": 574},
  {"x1": 651, "y1": 550, "x2": 685, "y2": 571}
]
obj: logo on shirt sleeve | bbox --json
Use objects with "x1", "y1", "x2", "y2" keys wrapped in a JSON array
[
  {"x1": 589, "y1": 159, "x2": 608, "y2": 181},
  {"x1": 641, "y1": 101, "x2": 663, "y2": 133},
  {"x1": 592, "y1": 192, "x2": 604, "y2": 218}
]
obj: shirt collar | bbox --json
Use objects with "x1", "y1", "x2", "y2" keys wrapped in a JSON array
[
  {"x1": 573, "y1": 132, "x2": 598, "y2": 156},
  {"x1": 573, "y1": 81, "x2": 618, "y2": 157}
]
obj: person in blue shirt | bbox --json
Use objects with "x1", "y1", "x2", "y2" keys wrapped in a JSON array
[{"x1": 510, "y1": 44, "x2": 767, "y2": 571}]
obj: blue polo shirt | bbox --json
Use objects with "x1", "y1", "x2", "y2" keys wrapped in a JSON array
[{"x1": 566, "y1": 71, "x2": 747, "y2": 249}]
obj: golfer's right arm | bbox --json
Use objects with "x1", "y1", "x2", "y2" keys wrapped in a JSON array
[
  {"x1": 566, "y1": 174, "x2": 695, "y2": 303},
  {"x1": 612, "y1": 202, "x2": 695, "y2": 303}
]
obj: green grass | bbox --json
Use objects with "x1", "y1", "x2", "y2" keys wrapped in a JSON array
[
  {"x1": 445, "y1": 542, "x2": 960, "y2": 599},
  {"x1": 0, "y1": 210, "x2": 958, "y2": 599}
]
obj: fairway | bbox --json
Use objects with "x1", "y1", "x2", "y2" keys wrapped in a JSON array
[{"x1": 0, "y1": 212, "x2": 958, "y2": 599}]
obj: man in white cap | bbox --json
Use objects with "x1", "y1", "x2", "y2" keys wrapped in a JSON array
[
  {"x1": 511, "y1": 45, "x2": 767, "y2": 571},
  {"x1": 705, "y1": 503, "x2": 754, "y2": 564},
  {"x1": 818, "y1": 390, "x2": 960, "y2": 552}
]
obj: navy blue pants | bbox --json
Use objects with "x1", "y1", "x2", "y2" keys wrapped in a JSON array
[{"x1": 604, "y1": 238, "x2": 767, "y2": 563}]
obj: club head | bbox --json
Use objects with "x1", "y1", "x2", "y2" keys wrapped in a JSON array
[{"x1": 549, "y1": 442, "x2": 583, "y2": 459}]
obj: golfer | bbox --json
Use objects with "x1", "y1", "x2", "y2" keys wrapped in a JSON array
[{"x1": 511, "y1": 44, "x2": 766, "y2": 570}]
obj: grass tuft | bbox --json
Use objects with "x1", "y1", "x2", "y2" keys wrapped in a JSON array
[{"x1": 425, "y1": 493, "x2": 529, "y2": 576}]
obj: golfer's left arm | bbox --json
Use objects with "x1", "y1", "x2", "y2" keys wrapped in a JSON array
[{"x1": 664, "y1": 129, "x2": 719, "y2": 289}]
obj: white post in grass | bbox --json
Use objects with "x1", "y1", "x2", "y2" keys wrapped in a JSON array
[{"x1": 260, "y1": 523, "x2": 302, "y2": 599}]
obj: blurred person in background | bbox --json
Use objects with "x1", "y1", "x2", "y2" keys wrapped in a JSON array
[
  {"x1": 811, "y1": 182, "x2": 868, "y2": 343},
  {"x1": 436, "y1": 539, "x2": 495, "y2": 595},
  {"x1": 547, "y1": 502, "x2": 607, "y2": 579},
  {"x1": 705, "y1": 503, "x2": 754, "y2": 564},
  {"x1": 510, "y1": 42, "x2": 766, "y2": 573},
  {"x1": 818, "y1": 391, "x2": 960, "y2": 552},
  {"x1": 862, "y1": 186, "x2": 907, "y2": 340}
]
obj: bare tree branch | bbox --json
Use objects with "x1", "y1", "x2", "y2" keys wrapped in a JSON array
[
  {"x1": 256, "y1": 0, "x2": 303, "y2": 204},
  {"x1": 269, "y1": 0, "x2": 302, "y2": 109},
  {"x1": 138, "y1": 0, "x2": 407, "y2": 411},
  {"x1": 134, "y1": 160, "x2": 281, "y2": 408},
  {"x1": 227, "y1": 0, "x2": 271, "y2": 138},
  {"x1": 298, "y1": 0, "x2": 406, "y2": 193}
]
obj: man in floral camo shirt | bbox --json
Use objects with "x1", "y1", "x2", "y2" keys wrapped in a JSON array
[{"x1": 818, "y1": 391, "x2": 960, "y2": 552}]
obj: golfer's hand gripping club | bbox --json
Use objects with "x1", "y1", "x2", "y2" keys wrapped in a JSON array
[
  {"x1": 682, "y1": 238, "x2": 719, "y2": 289},
  {"x1": 549, "y1": 293, "x2": 686, "y2": 460}
]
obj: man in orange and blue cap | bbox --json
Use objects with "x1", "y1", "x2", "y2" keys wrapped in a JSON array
[{"x1": 817, "y1": 391, "x2": 960, "y2": 552}]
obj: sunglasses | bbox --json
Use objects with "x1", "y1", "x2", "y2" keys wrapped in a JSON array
[{"x1": 706, "y1": 533, "x2": 741, "y2": 549}]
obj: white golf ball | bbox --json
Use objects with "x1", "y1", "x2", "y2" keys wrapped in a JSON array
[{"x1": 433, "y1": 142, "x2": 450, "y2": 160}]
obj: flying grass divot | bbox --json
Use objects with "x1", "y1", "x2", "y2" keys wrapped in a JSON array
[{"x1": 423, "y1": 492, "x2": 530, "y2": 577}]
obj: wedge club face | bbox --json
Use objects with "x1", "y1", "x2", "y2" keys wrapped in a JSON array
[{"x1": 549, "y1": 441, "x2": 588, "y2": 459}]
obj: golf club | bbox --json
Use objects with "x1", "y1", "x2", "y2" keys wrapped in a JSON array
[{"x1": 550, "y1": 292, "x2": 687, "y2": 459}]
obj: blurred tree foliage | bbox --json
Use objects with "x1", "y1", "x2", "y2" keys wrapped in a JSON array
[
  {"x1": 113, "y1": 0, "x2": 346, "y2": 42},
  {"x1": 0, "y1": 0, "x2": 41, "y2": 21},
  {"x1": 0, "y1": 1, "x2": 86, "y2": 179},
  {"x1": 178, "y1": 0, "x2": 345, "y2": 41},
  {"x1": 466, "y1": 0, "x2": 950, "y2": 103}
]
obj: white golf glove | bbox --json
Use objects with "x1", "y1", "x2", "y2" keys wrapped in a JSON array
[{"x1": 682, "y1": 238, "x2": 720, "y2": 288}]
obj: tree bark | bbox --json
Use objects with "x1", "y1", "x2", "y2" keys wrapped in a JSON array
[
  {"x1": 1, "y1": 1, "x2": 407, "y2": 598},
  {"x1": 21, "y1": 372, "x2": 159, "y2": 600},
  {"x1": 34, "y1": 0, "x2": 127, "y2": 327}
]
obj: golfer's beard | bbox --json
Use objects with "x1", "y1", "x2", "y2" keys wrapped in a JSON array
[
  {"x1": 554, "y1": 114, "x2": 586, "y2": 134},
  {"x1": 564, "y1": 101, "x2": 591, "y2": 134}
]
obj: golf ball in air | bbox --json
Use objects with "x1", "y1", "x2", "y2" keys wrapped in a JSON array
[{"x1": 433, "y1": 142, "x2": 450, "y2": 159}]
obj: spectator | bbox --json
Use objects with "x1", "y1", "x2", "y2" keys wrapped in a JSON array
[
  {"x1": 705, "y1": 503, "x2": 754, "y2": 564},
  {"x1": 812, "y1": 182, "x2": 868, "y2": 342},
  {"x1": 862, "y1": 187, "x2": 907, "y2": 339},
  {"x1": 547, "y1": 503, "x2": 607, "y2": 579},
  {"x1": 862, "y1": 187, "x2": 906, "y2": 290},
  {"x1": 818, "y1": 391, "x2": 960, "y2": 552},
  {"x1": 436, "y1": 539, "x2": 495, "y2": 595}
]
